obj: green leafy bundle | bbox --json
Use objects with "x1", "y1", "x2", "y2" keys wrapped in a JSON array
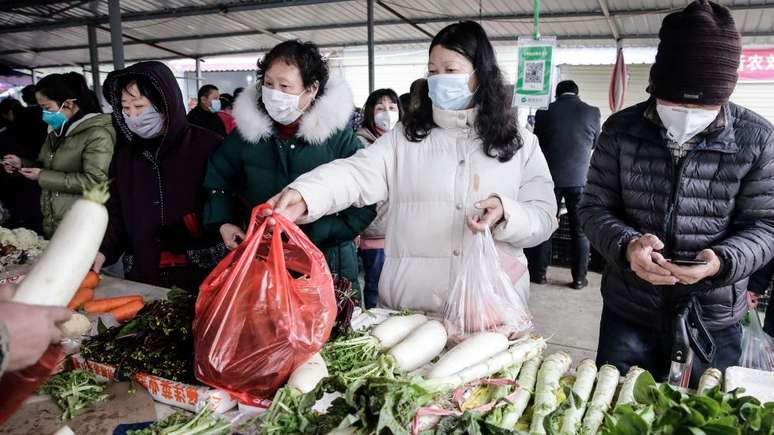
[
  {"x1": 127, "y1": 407, "x2": 230, "y2": 435},
  {"x1": 39, "y1": 369, "x2": 109, "y2": 420},
  {"x1": 601, "y1": 372, "x2": 774, "y2": 435}
]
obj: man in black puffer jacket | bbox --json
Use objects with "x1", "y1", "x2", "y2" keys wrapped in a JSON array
[{"x1": 579, "y1": 0, "x2": 774, "y2": 386}]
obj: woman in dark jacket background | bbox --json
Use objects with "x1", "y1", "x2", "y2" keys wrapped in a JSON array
[{"x1": 93, "y1": 61, "x2": 224, "y2": 291}]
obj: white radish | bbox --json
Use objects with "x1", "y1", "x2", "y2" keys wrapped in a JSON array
[
  {"x1": 498, "y1": 355, "x2": 543, "y2": 429},
  {"x1": 13, "y1": 185, "x2": 109, "y2": 307},
  {"x1": 698, "y1": 368, "x2": 722, "y2": 394},
  {"x1": 560, "y1": 359, "x2": 598, "y2": 434},
  {"x1": 388, "y1": 320, "x2": 447, "y2": 372},
  {"x1": 615, "y1": 366, "x2": 645, "y2": 407},
  {"x1": 287, "y1": 352, "x2": 328, "y2": 393},
  {"x1": 427, "y1": 332, "x2": 509, "y2": 379},
  {"x1": 581, "y1": 364, "x2": 620, "y2": 435},
  {"x1": 530, "y1": 351, "x2": 573, "y2": 435},
  {"x1": 52, "y1": 426, "x2": 75, "y2": 435},
  {"x1": 371, "y1": 313, "x2": 428, "y2": 349},
  {"x1": 421, "y1": 336, "x2": 546, "y2": 393}
]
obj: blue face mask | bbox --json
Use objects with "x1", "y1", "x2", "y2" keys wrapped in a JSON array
[
  {"x1": 210, "y1": 99, "x2": 221, "y2": 113},
  {"x1": 42, "y1": 106, "x2": 68, "y2": 131},
  {"x1": 428, "y1": 73, "x2": 475, "y2": 111}
]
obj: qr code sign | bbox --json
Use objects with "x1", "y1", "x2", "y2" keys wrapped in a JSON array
[{"x1": 522, "y1": 60, "x2": 545, "y2": 91}]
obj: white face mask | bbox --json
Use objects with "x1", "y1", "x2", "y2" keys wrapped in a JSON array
[
  {"x1": 656, "y1": 103, "x2": 720, "y2": 146},
  {"x1": 261, "y1": 86, "x2": 306, "y2": 125},
  {"x1": 374, "y1": 110, "x2": 399, "y2": 131}
]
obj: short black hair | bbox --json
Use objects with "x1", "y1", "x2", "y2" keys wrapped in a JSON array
[
  {"x1": 399, "y1": 93, "x2": 411, "y2": 112},
  {"x1": 233, "y1": 87, "x2": 244, "y2": 99},
  {"x1": 35, "y1": 72, "x2": 102, "y2": 114},
  {"x1": 114, "y1": 74, "x2": 166, "y2": 114},
  {"x1": 362, "y1": 88, "x2": 403, "y2": 135},
  {"x1": 220, "y1": 93, "x2": 234, "y2": 110},
  {"x1": 198, "y1": 84, "x2": 218, "y2": 102},
  {"x1": 556, "y1": 80, "x2": 579, "y2": 97},
  {"x1": 257, "y1": 40, "x2": 329, "y2": 102},
  {"x1": 21, "y1": 85, "x2": 37, "y2": 106}
]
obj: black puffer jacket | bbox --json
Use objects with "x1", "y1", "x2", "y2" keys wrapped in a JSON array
[{"x1": 579, "y1": 100, "x2": 774, "y2": 331}]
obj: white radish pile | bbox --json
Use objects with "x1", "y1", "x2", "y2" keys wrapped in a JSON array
[
  {"x1": 560, "y1": 359, "x2": 598, "y2": 434},
  {"x1": 371, "y1": 314, "x2": 428, "y2": 349},
  {"x1": 287, "y1": 353, "x2": 328, "y2": 393},
  {"x1": 580, "y1": 364, "x2": 621, "y2": 435},
  {"x1": 388, "y1": 320, "x2": 448, "y2": 372},
  {"x1": 427, "y1": 332, "x2": 509, "y2": 379},
  {"x1": 497, "y1": 355, "x2": 542, "y2": 429},
  {"x1": 530, "y1": 351, "x2": 572, "y2": 435},
  {"x1": 421, "y1": 335, "x2": 546, "y2": 394},
  {"x1": 615, "y1": 366, "x2": 645, "y2": 407},
  {"x1": 13, "y1": 184, "x2": 109, "y2": 307}
]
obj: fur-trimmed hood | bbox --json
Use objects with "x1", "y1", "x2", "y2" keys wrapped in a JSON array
[{"x1": 233, "y1": 70, "x2": 354, "y2": 145}]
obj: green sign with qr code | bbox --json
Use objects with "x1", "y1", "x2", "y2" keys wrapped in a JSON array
[{"x1": 515, "y1": 40, "x2": 554, "y2": 108}]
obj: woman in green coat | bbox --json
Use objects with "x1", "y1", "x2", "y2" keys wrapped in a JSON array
[
  {"x1": 203, "y1": 40, "x2": 375, "y2": 294},
  {"x1": 3, "y1": 72, "x2": 115, "y2": 237}
]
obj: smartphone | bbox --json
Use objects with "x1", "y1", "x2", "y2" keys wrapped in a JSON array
[{"x1": 666, "y1": 259, "x2": 708, "y2": 266}]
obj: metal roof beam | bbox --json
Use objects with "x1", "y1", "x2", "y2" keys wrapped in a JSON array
[
  {"x1": 375, "y1": 0, "x2": 434, "y2": 38},
  {"x1": 0, "y1": 0, "x2": 349, "y2": 34},
  {"x1": 597, "y1": 0, "x2": 620, "y2": 41},
  {"x1": 0, "y1": 0, "x2": 80, "y2": 11},
  {"x1": 3, "y1": 1, "x2": 774, "y2": 35}
]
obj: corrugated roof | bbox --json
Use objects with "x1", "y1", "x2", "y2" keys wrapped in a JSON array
[{"x1": 0, "y1": 0, "x2": 772, "y2": 69}]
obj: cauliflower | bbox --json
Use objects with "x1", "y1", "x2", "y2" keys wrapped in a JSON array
[{"x1": 0, "y1": 226, "x2": 48, "y2": 257}]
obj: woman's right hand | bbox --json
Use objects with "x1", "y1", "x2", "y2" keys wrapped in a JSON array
[
  {"x1": 2, "y1": 154, "x2": 21, "y2": 173},
  {"x1": 266, "y1": 189, "x2": 308, "y2": 223},
  {"x1": 220, "y1": 223, "x2": 246, "y2": 250}
]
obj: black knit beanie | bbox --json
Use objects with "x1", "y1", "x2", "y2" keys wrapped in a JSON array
[{"x1": 649, "y1": 0, "x2": 741, "y2": 105}]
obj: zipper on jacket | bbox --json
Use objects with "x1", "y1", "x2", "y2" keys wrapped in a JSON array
[
  {"x1": 142, "y1": 149, "x2": 166, "y2": 226},
  {"x1": 663, "y1": 150, "x2": 693, "y2": 257}
]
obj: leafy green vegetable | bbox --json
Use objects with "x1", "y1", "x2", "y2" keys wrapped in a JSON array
[
  {"x1": 81, "y1": 288, "x2": 196, "y2": 382},
  {"x1": 434, "y1": 412, "x2": 516, "y2": 435},
  {"x1": 39, "y1": 369, "x2": 109, "y2": 420},
  {"x1": 127, "y1": 407, "x2": 230, "y2": 435},
  {"x1": 320, "y1": 330, "x2": 381, "y2": 376},
  {"x1": 602, "y1": 372, "x2": 774, "y2": 435}
]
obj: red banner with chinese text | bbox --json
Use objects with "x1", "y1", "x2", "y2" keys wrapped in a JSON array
[{"x1": 739, "y1": 49, "x2": 774, "y2": 81}]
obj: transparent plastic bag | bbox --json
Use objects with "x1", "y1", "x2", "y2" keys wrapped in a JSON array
[
  {"x1": 443, "y1": 228, "x2": 533, "y2": 344},
  {"x1": 193, "y1": 204, "x2": 337, "y2": 406},
  {"x1": 739, "y1": 309, "x2": 774, "y2": 371}
]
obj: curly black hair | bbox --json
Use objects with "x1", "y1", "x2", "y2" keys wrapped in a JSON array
[
  {"x1": 256, "y1": 40, "x2": 329, "y2": 104},
  {"x1": 361, "y1": 88, "x2": 403, "y2": 136},
  {"x1": 403, "y1": 21, "x2": 523, "y2": 162}
]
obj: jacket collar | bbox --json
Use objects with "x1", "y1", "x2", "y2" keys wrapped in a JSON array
[
  {"x1": 233, "y1": 70, "x2": 354, "y2": 145},
  {"x1": 432, "y1": 106, "x2": 477, "y2": 129},
  {"x1": 629, "y1": 100, "x2": 739, "y2": 154}
]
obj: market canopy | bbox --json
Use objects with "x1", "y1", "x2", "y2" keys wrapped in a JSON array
[{"x1": 1, "y1": 0, "x2": 774, "y2": 70}]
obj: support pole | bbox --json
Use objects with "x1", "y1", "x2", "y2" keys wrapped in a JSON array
[
  {"x1": 367, "y1": 0, "x2": 375, "y2": 93},
  {"x1": 87, "y1": 23, "x2": 102, "y2": 104},
  {"x1": 195, "y1": 58, "x2": 203, "y2": 91},
  {"x1": 30, "y1": 68, "x2": 37, "y2": 84},
  {"x1": 108, "y1": 0, "x2": 125, "y2": 69},
  {"x1": 533, "y1": 0, "x2": 540, "y2": 40}
]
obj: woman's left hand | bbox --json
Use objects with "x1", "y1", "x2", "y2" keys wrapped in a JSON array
[
  {"x1": 19, "y1": 167, "x2": 41, "y2": 181},
  {"x1": 467, "y1": 197, "x2": 504, "y2": 233}
]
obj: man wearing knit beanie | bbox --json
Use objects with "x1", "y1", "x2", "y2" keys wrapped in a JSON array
[{"x1": 579, "y1": 0, "x2": 774, "y2": 387}]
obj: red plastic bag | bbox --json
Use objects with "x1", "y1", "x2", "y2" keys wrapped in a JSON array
[
  {"x1": 0, "y1": 345, "x2": 64, "y2": 425},
  {"x1": 193, "y1": 205, "x2": 336, "y2": 406}
]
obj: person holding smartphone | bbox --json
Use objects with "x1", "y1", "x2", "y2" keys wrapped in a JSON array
[{"x1": 578, "y1": 0, "x2": 774, "y2": 387}]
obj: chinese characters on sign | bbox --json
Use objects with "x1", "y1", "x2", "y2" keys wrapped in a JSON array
[
  {"x1": 514, "y1": 36, "x2": 556, "y2": 108},
  {"x1": 738, "y1": 49, "x2": 774, "y2": 81}
]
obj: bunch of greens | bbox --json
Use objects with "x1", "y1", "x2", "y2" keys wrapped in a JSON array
[
  {"x1": 433, "y1": 412, "x2": 516, "y2": 435},
  {"x1": 127, "y1": 407, "x2": 230, "y2": 435},
  {"x1": 39, "y1": 369, "x2": 109, "y2": 420},
  {"x1": 81, "y1": 288, "x2": 196, "y2": 383},
  {"x1": 601, "y1": 372, "x2": 774, "y2": 435},
  {"x1": 320, "y1": 329, "x2": 381, "y2": 376}
]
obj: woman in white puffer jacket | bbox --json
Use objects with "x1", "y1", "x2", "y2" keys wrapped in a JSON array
[{"x1": 270, "y1": 21, "x2": 558, "y2": 314}]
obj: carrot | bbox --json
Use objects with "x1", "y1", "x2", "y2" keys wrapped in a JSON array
[
  {"x1": 109, "y1": 300, "x2": 144, "y2": 322},
  {"x1": 83, "y1": 295, "x2": 143, "y2": 313},
  {"x1": 67, "y1": 287, "x2": 95, "y2": 310},
  {"x1": 80, "y1": 271, "x2": 101, "y2": 289}
]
